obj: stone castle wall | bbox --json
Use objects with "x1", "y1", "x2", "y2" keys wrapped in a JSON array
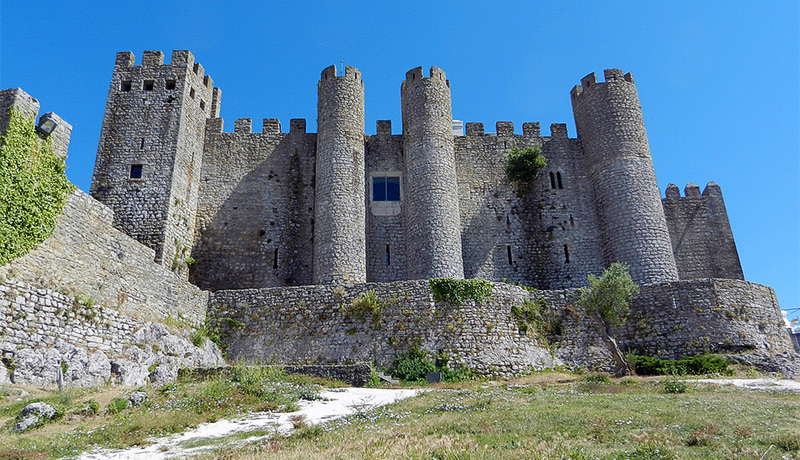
[
  {"x1": 455, "y1": 122, "x2": 605, "y2": 289},
  {"x1": 191, "y1": 119, "x2": 316, "y2": 290},
  {"x1": 619, "y1": 279, "x2": 791, "y2": 358},
  {"x1": 662, "y1": 182, "x2": 744, "y2": 281},
  {"x1": 1, "y1": 190, "x2": 207, "y2": 324},
  {"x1": 365, "y1": 122, "x2": 407, "y2": 282},
  {"x1": 210, "y1": 280, "x2": 558, "y2": 376},
  {"x1": 209, "y1": 278, "x2": 794, "y2": 376}
]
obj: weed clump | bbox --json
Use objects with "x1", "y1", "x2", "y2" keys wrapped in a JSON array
[
  {"x1": 345, "y1": 290, "x2": 383, "y2": 324},
  {"x1": 106, "y1": 398, "x2": 129, "y2": 415},
  {"x1": 581, "y1": 373, "x2": 613, "y2": 385},
  {"x1": 511, "y1": 296, "x2": 562, "y2": 345},
  {"x1": 662, "y1": 378, "x2": 688, "y2": 394},
  {"x1": 429, "y1": 278, "x2": 493, "y2": 305}
]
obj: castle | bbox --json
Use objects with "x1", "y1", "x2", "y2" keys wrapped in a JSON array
[
  {"x1": 90, "y1": 50, "x2": 741, "y2": 291},
  {"x1": 0, "y1": 50, "x2": 795, "y2": 383}
]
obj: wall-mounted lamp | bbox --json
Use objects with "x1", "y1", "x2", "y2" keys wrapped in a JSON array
[{"x1": 36, "y1": 113, "x2": 59, "y2": 137}]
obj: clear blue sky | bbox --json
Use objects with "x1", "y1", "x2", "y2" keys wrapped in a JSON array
[{"x1": 1, "y1": 1, "x2": 798, "y2": 318}]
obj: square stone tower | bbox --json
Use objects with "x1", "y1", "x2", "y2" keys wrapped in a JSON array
[{"x1": 90, "y1": 51, "x2": 220, "y2": 277}]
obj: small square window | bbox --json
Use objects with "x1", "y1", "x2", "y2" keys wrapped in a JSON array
[
  {"x1": 200, "y1": 100, "x2": 206, "y2": 110},
  {"x1": 143, "y1": 80, "x2": 154, "y2": 91},
  {"x1": 120, "y1": 80, "x2": 132, "y2": 92},
  {"x1": 130, "y1": 164, "x2": 143, "y2": 179},
  {"x1": 372, "y1": 176, "x2": 400, "y2": 201},
  {"x1": 165, "y1": 79, "x2": 176, "y2": 90}
]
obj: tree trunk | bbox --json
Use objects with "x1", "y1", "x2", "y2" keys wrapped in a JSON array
[{"x1": 596, "y1": 317, "x2": 632, "y2": 377}]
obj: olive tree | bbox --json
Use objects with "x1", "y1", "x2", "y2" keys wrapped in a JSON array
[{"x1": 578, "y1": 262, "x2": 640, "y2": 376}]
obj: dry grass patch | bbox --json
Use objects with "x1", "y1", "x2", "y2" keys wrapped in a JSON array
[{"x1": 198, "y1": 377, "x2": 800, "y2": 460}]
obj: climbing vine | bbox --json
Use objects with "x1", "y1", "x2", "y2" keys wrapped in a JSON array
[{"x1": 0, "y1": 109, "x2": 74, "y2": 265}]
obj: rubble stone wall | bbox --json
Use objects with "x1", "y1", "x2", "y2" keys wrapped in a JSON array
[
  {"x1": 0, "y1": 278, "x2": 224, "y2": 387},
  {"x1": 1, "y1": 190, "x2": 207, "y2": 324},
  {"x1": 210, "y1": 278, "x2": 795, "y2": 376}
]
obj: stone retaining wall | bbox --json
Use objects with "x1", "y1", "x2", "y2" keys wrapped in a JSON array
[
  {"x1": 0, "y1": 278, "x2": 224, "y2": 387},
  {"x1": 1, "y1": 190, "x2": 207, "y2": 324},
  {"x1": 210, "y1": 278, "x2": 796, "y2": 376}
]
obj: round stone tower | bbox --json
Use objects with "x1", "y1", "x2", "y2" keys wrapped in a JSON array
[
  {"x1": 401, "y1": 66, "x2": 464, "y2": 280},
  {"x1": 570, "y1": 69, "x2": 678, "y2": 284},
  {"x1": 313, "y1": 65, "x2": 366, "y2": 285}
]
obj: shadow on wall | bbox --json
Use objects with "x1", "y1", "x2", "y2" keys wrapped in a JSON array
[{"x1": 190, "y1": 130, "x2": 316, "y2": 291}]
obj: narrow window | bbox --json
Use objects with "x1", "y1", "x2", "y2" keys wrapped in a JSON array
[
  {"x1": 189, "y1": 87, "x2": 195, "y2": 99},
  {"x1": 140, "y1": 138, "x2": 145, "y2": 149},
  {"x1": 165, "y1": 79, "x2": 176, "y2": 90},
  {"x1": 273, "y1": 249, "x2": 278, "y2": 269},
  {"x1": 120, "y1": 80, "x2": 132, "y2": 92},
  {"x1": 564, "y1": 244, "x2": 570, "y2": 263},
  {"x1": 130, "y1": 164, "x2": 143, "y2": 179},
  {"x1": 385, "y1": 244, "x2": 391, "y2": 266},
  {"x1": 507, "y1": 245, "x2": 513, "y2": 265},
  {"x1": 200, "y1": 100, "x2": 206, "y2": 110},
  {"x1": 143, "y1": 80, "x2": 154, "y2": 91},
  {"x1": 557, "y1": 171, "x2": 564, "y2": 189},
  {"x1": 569, "y1": 214, "x2": 575, "y2": 227},
  {"x1": 549, "y1": 172, "x2": 557, "y2": 189}
]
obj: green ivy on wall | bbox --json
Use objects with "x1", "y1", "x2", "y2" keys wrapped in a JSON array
[{"x1": 0, "y1": 109, "x2": 74, "y2": 265}]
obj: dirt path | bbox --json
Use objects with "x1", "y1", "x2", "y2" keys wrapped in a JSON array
[{"x1": 76, "y1": 388, "x2": 419, "y2": 460}]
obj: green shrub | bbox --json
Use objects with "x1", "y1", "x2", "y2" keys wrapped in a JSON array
[
  {"x1": 390, "y1": 347, "x2": 474, "y2": 383},
  {"x1": 505, "y1": 143, "x2": 547, "y2": 183},
  {"x1": 87, "y1": 399, "x2": 100, "y2": 415},
  {"x1": 107, "y1": 398, "x2": 129, "y2": 415},
  {"x1": 429, "y1": 278, "x2": 493, "y2": 305},
  {"x1": 662, "y1": 378, "x2": 688, "y2": 394},
  {"x1": 581, "y1": 373, "x2": 613, "y2": 385},
  {"x1": 190, "y1": 317, "x2": 222, "y2": 349},
  {"x1": 391, "y1": 346, "x2": 436, "y2": 383},
  {"x1": 629, "y1": 354, "x2": 733, "y2": 376},
  {"x1": 0, "y1": 109, "x2": 75, "y2": 265},
  {"x1": 365, "y1": 368, "x2": 383, "y2": 388}
]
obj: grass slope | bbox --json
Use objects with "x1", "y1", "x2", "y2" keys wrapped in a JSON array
[{"x1": 0, "y1": 372, "x2": 798, "y2": 459}]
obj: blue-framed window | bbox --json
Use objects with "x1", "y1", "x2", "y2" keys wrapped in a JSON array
[{"x1": 372, "y1": 176, "x2": 400, "y2": 201}]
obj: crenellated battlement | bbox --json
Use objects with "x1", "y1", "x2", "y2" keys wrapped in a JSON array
[
  {"x1": 403, "y1": 66, "x2": 449, "y2": 86},
  {"x1": 664, "y1": 182, "x2": 724, "y2": 199},
  {"x1": 111, "y1": 50, "x2": 213, "y2": 88},
  {"x1": 320, "y1": 65, "x2": 362, "y2": 83},
  {"x1": 204, "y1": 117, "x2": 304, "y2": 135},
  {"x1": 570, "y1": 68, "x2": 635, "y2": 100},
  {"x1": 461, "y1": 121, "x2": 569, "y2": 138},
  {"x1": 142, "y1": 50, "x2": 164, "y2": 66}
]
